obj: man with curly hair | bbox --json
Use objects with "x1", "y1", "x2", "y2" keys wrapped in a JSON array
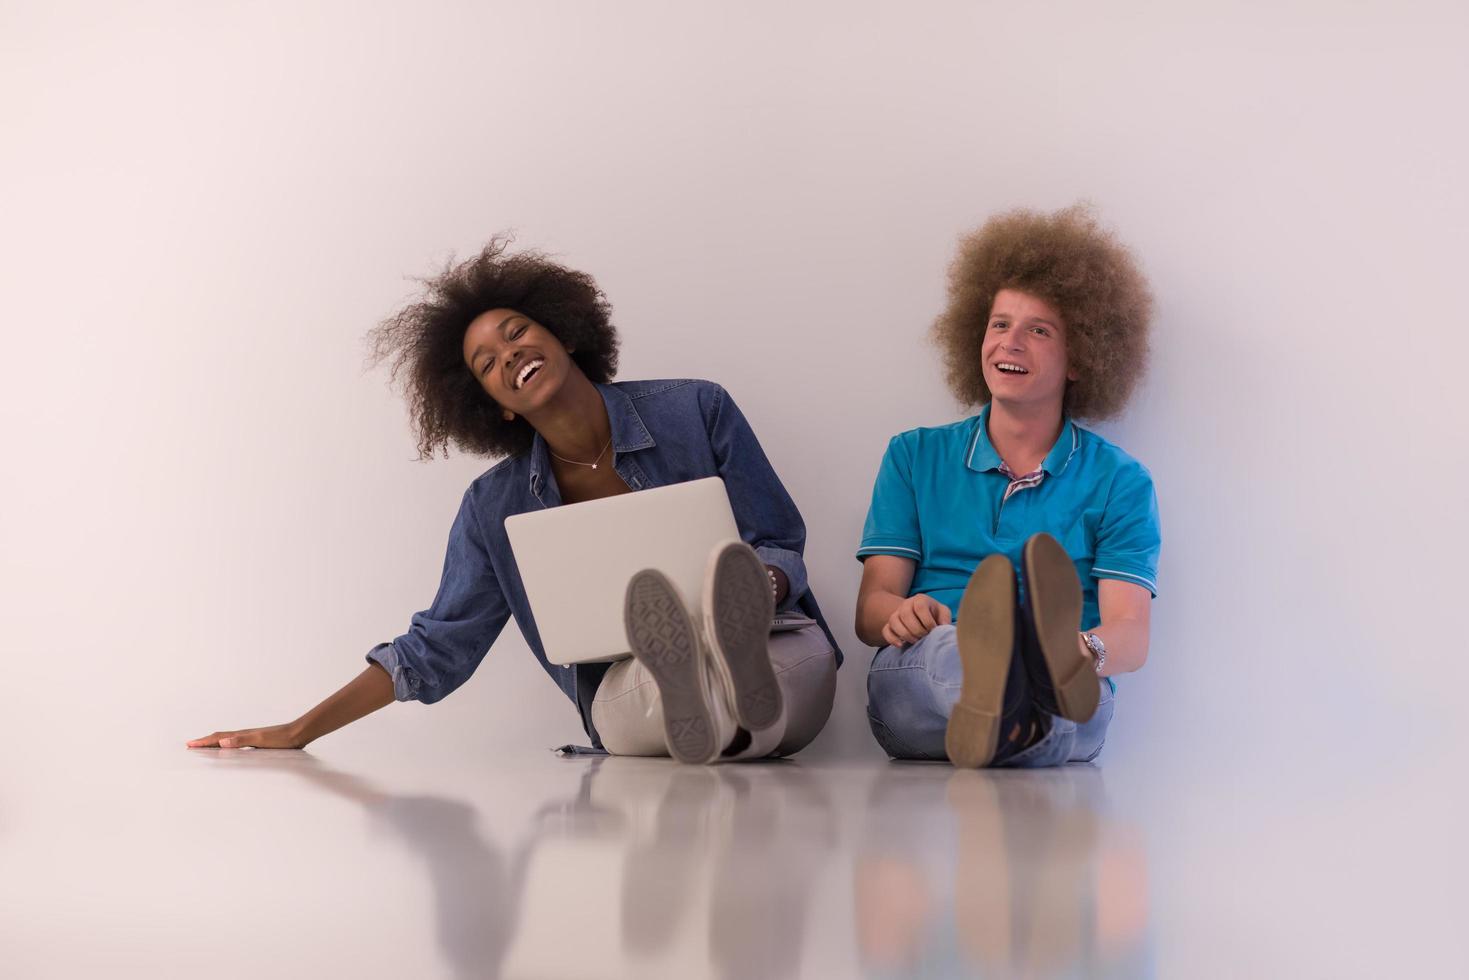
[
  {"x1": 856, "y1": 205, "x2": 1160, "y2": 768},
  {"x1": 189, "y1": 239, "x2": 840, "y2": 764}
]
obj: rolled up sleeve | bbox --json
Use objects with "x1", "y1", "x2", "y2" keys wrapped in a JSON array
[
  {"x1": 703, "y1": 384, "x2": 810, "y2": 611},
  {"x1": 366, "y1": 488, "x2": 511, "y2": 703},
  {"x1": 365, "y1": 640, "x2": 419, "y2": 702}
]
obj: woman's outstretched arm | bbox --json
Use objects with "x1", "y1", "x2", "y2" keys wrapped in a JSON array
[{"x1": 186, "y1": 663, "x2": 396, "y2": 749}]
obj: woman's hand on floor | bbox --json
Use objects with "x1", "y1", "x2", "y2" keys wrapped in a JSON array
[
  {"x1": 187, "y1": 723, "x2": 307, "y2": 750},
  {"x1": 185, "y1": 665, "x2": 395, "y2": 752}
]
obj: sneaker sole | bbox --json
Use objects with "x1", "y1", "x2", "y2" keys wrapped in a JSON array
[
  {"x1": 946, "y1": 554, "x2": 1015, "y2": 769},
  {"x1": 704, "y1": 542, "x2": 782, "y2": 732},
  {"x1": 624, "y1": 570, "x2": 719, "y2": 765},
  {"x1": 1022, "y1": 533, "x2": 1099, "y2": 724}
]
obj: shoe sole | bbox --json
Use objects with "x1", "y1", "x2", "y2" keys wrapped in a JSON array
[
  {"x1": 946, "y1": 554, "x2": 1015, "y2": 769},
  {"x1": 624, "y1": 570, "x2": 719, "y2": 764},
  {"x1": 703, "y1": 542, "x2": 782, "y2": 732},
  {"x1": 1022, "y1": 533, "x2": 1099, "y2": 724}
]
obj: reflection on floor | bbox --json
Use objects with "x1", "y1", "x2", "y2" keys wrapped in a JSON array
[
  {"x1": 855, "y1": 766, "x2": 1147, "y2": 979},
  {"x1": 7, "y1": 742, "x2": 1450, "y2": 978},
  {"x1": 226, "y1": 755, "x2": 1146, "y2": 978}
]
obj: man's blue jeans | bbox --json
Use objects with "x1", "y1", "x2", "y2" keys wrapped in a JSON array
[{"x1": 866, "y1": 625, "x2": 1115, "y2": 766}]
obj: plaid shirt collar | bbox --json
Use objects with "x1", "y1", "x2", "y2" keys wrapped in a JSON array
[{"x1": 997, "y1": 459, "x2": 1047, "y2": 502}]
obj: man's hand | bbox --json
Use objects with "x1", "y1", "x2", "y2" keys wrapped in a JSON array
[
  {"x1": 882, "y1": 594, "x2": 952, "y2": 648},
  {"x1": 187, "y1": 722, "x2": 308, "y2": 750}
]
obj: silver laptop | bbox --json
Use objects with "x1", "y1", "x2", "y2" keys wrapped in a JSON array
[{"x1": 505, "y1": 477, "x2": 743, "y2": 665}]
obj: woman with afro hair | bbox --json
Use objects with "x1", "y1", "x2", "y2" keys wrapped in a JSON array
[
  {"x1": 856, "y1": 205, "x2": 1160, "y2": 768},
  {"x1": 190, "y1": 239, "x2": 840, "y2": 764}
]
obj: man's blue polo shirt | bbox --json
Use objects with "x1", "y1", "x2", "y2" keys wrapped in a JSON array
[{"x1": 857, "y1": 405, "x2": 1161, "y2": 631}]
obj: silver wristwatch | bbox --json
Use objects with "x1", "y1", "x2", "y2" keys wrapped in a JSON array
[{"x1": 1080, "y1": 632, "x2": 1107, "y2": 673}]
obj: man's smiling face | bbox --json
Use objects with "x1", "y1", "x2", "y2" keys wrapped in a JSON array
[{"x1": 980, "y1": 288, "x2": 1077, "y2": 412}]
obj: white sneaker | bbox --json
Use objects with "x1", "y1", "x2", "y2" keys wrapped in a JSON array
[
  {"x1": 624, "y1": 568, "x2": 737, "y2": 764},
  {"x1": 701, "y1": 540, "x2": 784, "y2": 733}
]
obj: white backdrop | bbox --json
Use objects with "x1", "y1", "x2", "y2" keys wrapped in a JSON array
[{"x1": 3, "y1": 0, "x2": 1465, "y2": 771}]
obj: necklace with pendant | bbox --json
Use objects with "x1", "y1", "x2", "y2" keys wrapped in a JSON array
[{"x1": 549, "y1": 435, "x2": 613, "y2": 470}]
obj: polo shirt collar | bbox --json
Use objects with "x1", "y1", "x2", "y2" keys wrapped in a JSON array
[
  {"x1": 965, "y1": 405, "x2": 1004, "y2": 472},
  {"x1": 528, "y1": 382, "x2": 655, "y2": 494},
  {"x1": 964, "y1": 404, "x2": 1079, "y2": 476},
  {"x1": 1042, "y1": 417, "x2": 1080, "y2": 476}
]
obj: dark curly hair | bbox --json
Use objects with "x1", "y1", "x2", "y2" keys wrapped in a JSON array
[
  {"x1": 932, "y1": 204, "x2": 1153, "y2": 420},
  {"x1": 369, "y1": 237, "x2": 620, "y2": 458}
]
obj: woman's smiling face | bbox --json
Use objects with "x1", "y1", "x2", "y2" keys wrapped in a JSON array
[{"x1": 462, "y1": 308, "x2": 576, "y2": 415}]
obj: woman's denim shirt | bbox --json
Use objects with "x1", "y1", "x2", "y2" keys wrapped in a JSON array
[{"x1": 367, "y1": 379, "x2": 841, "y2": 717}]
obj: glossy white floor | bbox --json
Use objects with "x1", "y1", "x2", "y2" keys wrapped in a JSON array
[{"x1": 3, "y1": 731, "x2": 1462, "y2": 980}]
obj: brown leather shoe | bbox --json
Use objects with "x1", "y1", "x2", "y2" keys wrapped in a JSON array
[
  {"x1": 946, "y1": 554, "x2": 1017, "y2": 769},
  {"x1": 1021, "y1": 534, "x2": 1099, "y2": 724}
]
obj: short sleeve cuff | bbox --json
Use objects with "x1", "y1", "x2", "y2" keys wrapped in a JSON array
[
  {"x1": 856, "y1": 537, "x2": 922, "y2": 562},
  {"x1": 366, "y1": 641, "x2": 423, "y2": 702},
  {"x1": 1090, "y1": 565, "x2": 1158, "y2": 597}
]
